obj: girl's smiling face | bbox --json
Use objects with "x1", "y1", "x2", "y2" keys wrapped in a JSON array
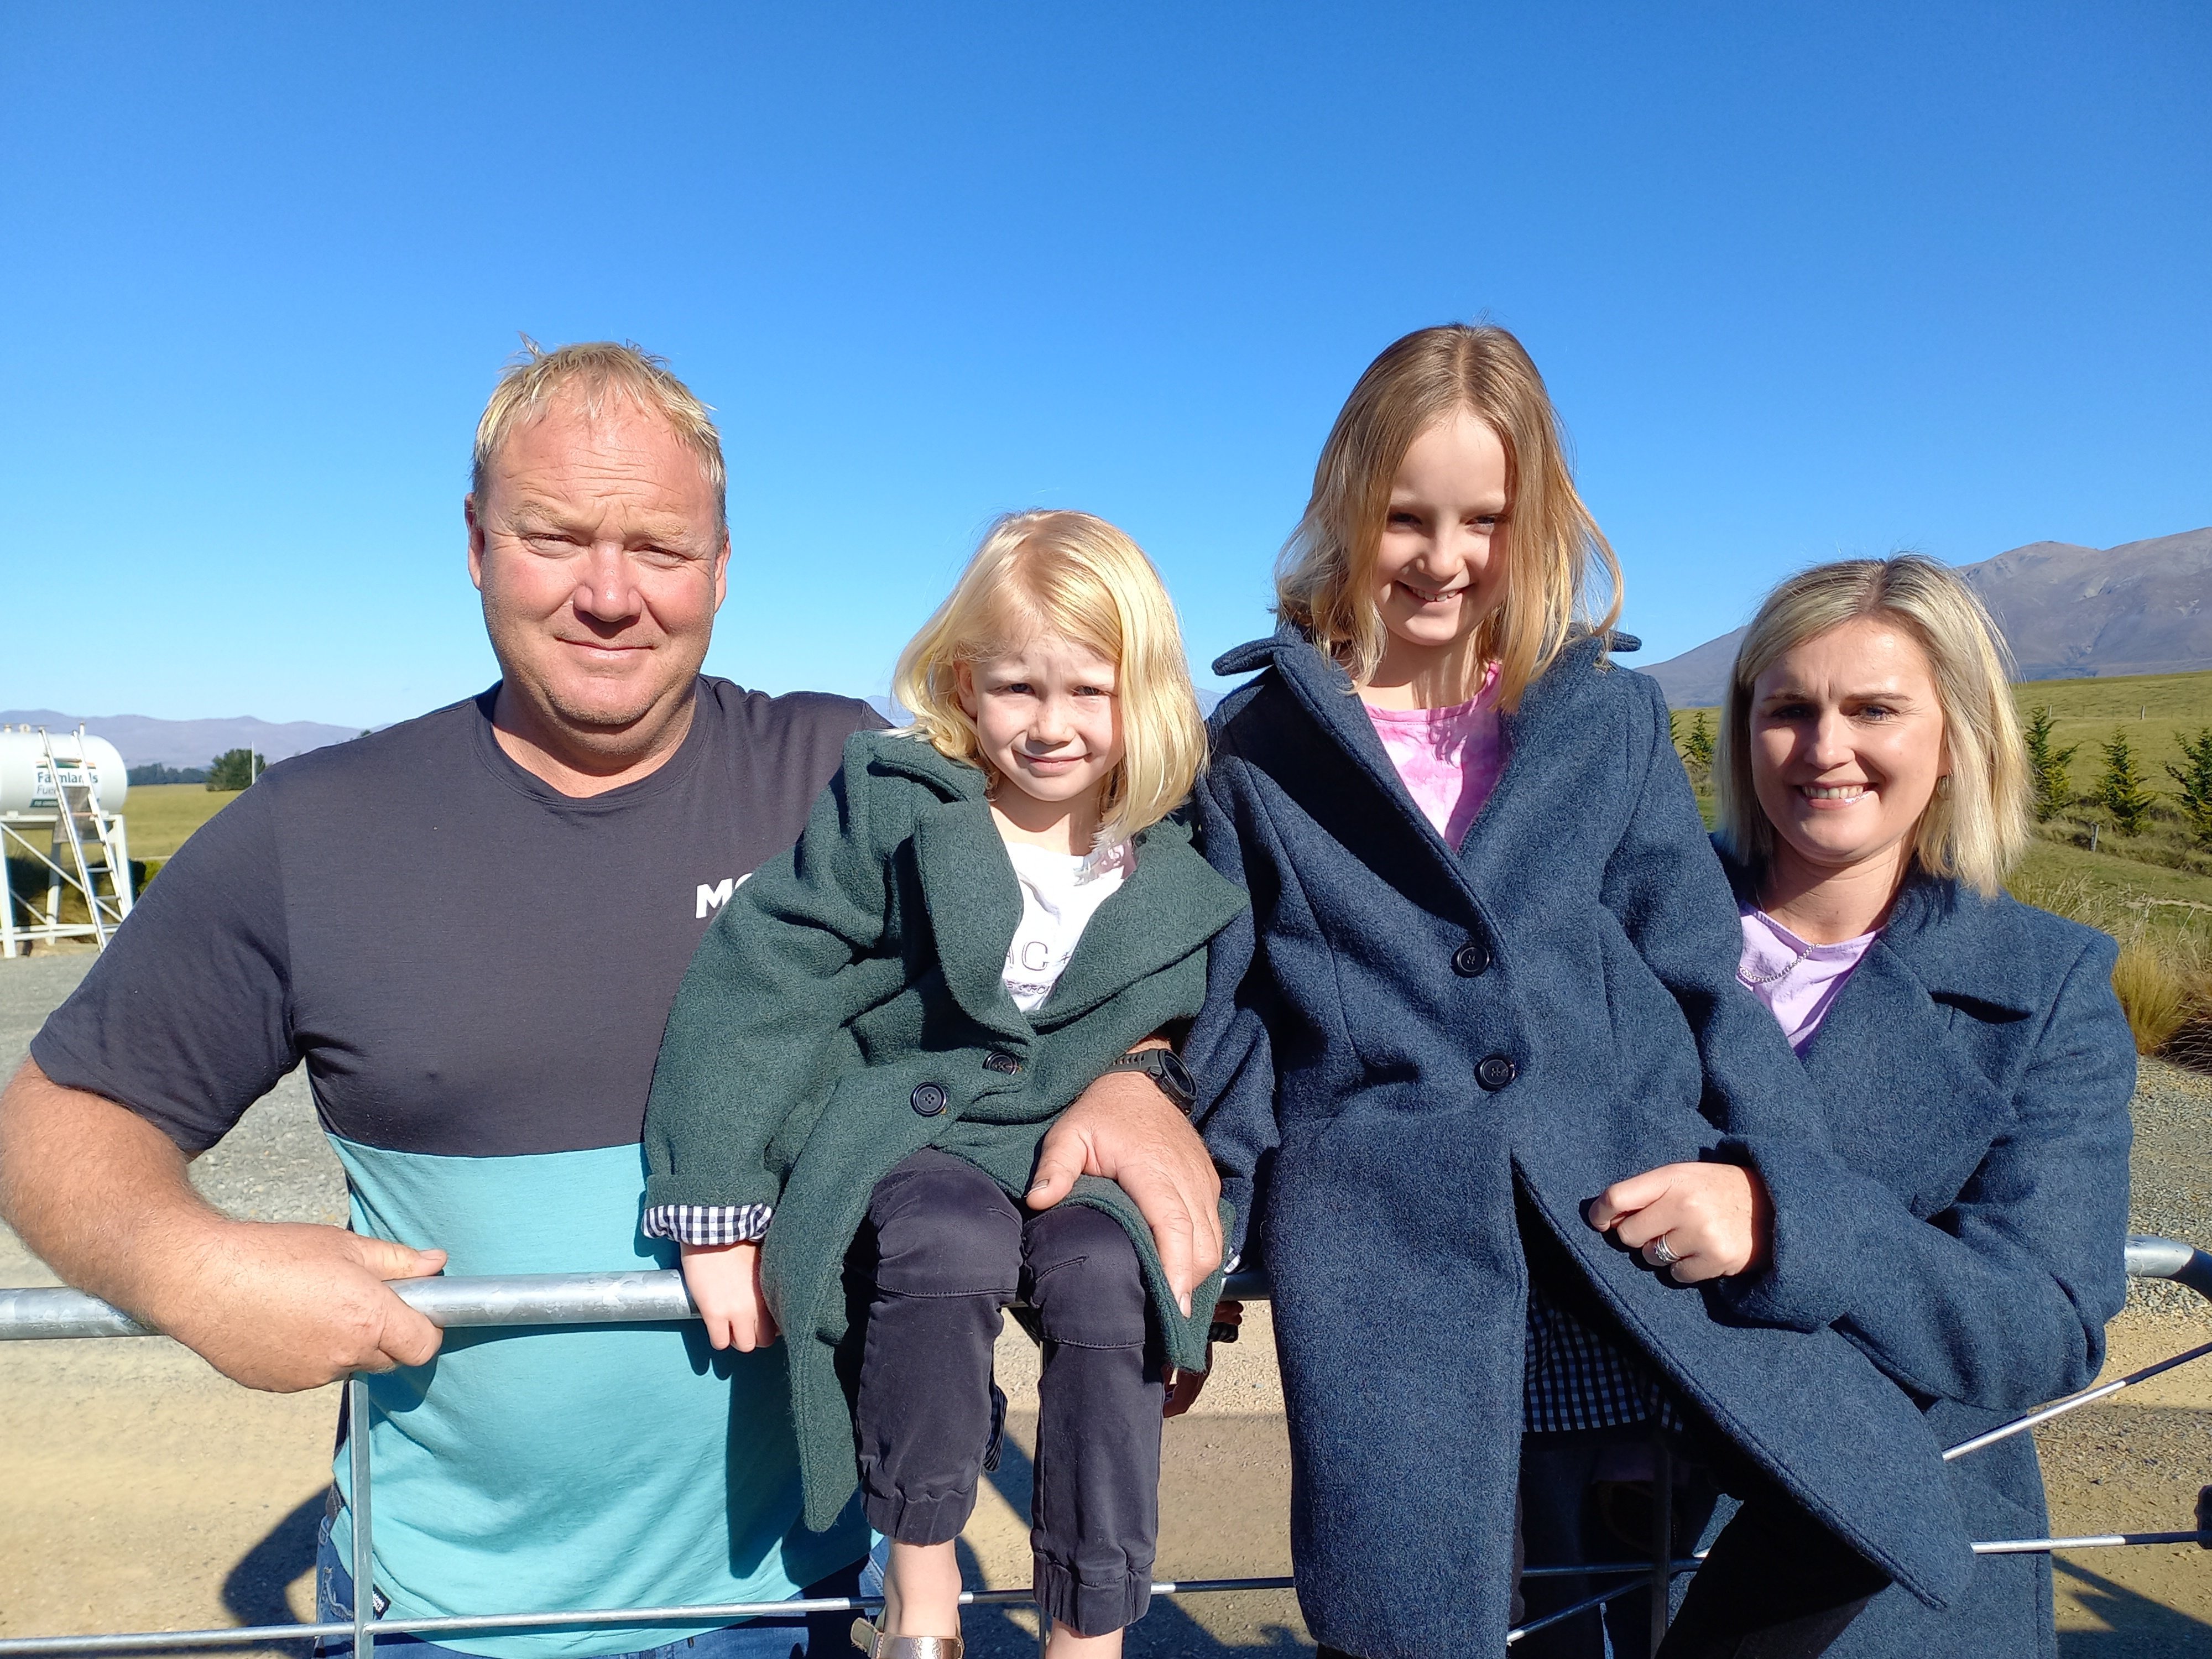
[
  {"x1": 1749, "y1": 617, "x2": 1950, "y2": 893},
  {"x1": 1367, "y1": 409, "x2": 1511, "y2": 698},
  {"x1": 956, "y1": 632, "x2": 1125, "y2": 850}
]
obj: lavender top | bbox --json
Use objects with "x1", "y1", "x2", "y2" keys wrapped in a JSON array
[{"x1": 1737, "y1": 906, "x2": 1881, "y2": 1052}]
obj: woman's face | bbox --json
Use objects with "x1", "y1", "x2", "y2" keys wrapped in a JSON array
[
  {"x1": 1749, "y1": 617, "x2": 1950, "y2": 890},
  {"x1": 1369, "y1": 410, "x2": 1510, "y2": 678}
]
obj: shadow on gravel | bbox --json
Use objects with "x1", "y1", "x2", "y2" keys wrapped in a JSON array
[
  {"x1": 959, "y1": 1425, "x2": 1311, "y2": 1658},
  {"x1": 221, "y1": 1490, "x2": 322, "y2": 1658},
  {"x1": 2058, "y1": 1556, "x2": 2212, "y2": 1656}
]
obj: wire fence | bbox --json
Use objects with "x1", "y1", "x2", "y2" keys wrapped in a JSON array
[{"x1": 2, "y1": 1240, "x2": 2208, "y2": 1656}]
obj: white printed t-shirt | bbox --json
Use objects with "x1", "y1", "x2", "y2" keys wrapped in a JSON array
[{"x1": 1001, "y1": 839, "x2": 1134, "y2": 1012}]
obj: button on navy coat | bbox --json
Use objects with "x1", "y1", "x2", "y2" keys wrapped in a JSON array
[
  {"x1": 1185, "y1": 625, "x2": 1980, "y2": 1656},
  {"x1": 1711, "y1": 850, "x2": 2133, "y2": 1659}
]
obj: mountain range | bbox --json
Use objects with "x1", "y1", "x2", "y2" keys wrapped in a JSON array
[
  {"x1": 1641, "y1": 526, "x2": 2212, "y2": 707},
  {"x1": 0, "y1": 709, "x2": 364, "y2": 769}
]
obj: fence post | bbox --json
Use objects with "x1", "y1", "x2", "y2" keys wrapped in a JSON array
[{"x1": 349, "y1": 1374, "x2": 375, "y2": 1659}]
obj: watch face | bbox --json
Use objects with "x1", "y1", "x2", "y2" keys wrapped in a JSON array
[{"x1": 1156, "y1": 1051, "x2": 1197, "y2": 1107}]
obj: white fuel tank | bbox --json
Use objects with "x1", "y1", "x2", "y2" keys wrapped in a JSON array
[{"x1": 0, "y1": 729, "x2": 129, "y2": 816}]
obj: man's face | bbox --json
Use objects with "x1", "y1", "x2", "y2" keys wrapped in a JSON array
[{"x1": 467, "y1": 399, "x2": 729, "y2": 744}]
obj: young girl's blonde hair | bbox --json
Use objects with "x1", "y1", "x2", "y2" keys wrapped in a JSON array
[
  {"x1": 1714, "y1": 555, "x2": 2030, "y2": 896},
  {"x1": 894, "y1": 510, "x2": 1207, "y2": 847},
  {"x1": 1276, "y1": 324, "x2": 1623, "y2": 708}
]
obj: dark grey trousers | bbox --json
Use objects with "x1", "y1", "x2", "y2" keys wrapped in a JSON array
[{"x1": 849, "y1": 1148, "x2": 1165, "y2": 1639}]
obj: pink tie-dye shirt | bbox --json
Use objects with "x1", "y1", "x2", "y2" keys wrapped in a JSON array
[{"x1": 1360, "y1": 663, "x2": 1507, "y2": 849}]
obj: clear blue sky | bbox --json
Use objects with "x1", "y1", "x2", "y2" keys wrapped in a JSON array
[{"x1": 3, "y1": 3, "x2": 2206, "y2": 727}]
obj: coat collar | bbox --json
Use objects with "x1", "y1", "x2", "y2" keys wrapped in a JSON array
[
  {"x1": 1212, "y1": 622, "x2": 1612, "y2": 904},
  {"x1": 864, "y1": 733, "x2": 1246, "y2": 1041},
  {"x1": 1715, "y1": 844, "x2": 2044, "y2": 1019},
  {"x1": 1035, "y1": 815, "x2": 1249, "y2": 1029}
]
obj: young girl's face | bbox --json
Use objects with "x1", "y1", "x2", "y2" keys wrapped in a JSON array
[
  {"x1": 1370, "y1": 410, "x2": 1510, "y2": 677},
  {"x1": 956, "y1": 632, "x2": 1125, "y2": 834}
]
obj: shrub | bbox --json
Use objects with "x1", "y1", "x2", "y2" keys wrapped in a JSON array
[
  {"x1": 2023, "y1": 706, "x2": 2078, "y2": 823},
  {"x1": 205, "y1": 749, "x2": 264, "y2": 792},
  {"x1": 2094, "y1": 730, "x2": 2157, "y2": 837},
  {"x1": 2111, "y1": 938, "x2": 2193, "y2": 1055},
  {"x1": 1683, "y1": 711, "x2": 1715, "y2": 770},
  {"x1": 2168, "y1": 728, "x2": 2212, "y2": 853}
]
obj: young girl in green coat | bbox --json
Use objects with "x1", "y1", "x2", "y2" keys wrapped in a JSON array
[{"x1": 642, "y1": 511, "x2": 1246, "y2": 1659}]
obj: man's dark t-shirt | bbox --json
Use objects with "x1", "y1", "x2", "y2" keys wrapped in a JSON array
[{"x1": 32, "y1": 677, "x2": 881, "y2": 1655}]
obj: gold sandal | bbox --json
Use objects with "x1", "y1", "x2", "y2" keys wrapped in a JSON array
[{"x1": 863, "y1": 1626, "x2": 962, "y2": 1659}]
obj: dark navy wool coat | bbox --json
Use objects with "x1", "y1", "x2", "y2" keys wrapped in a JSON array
[
  {"x1": 1711, "y1": 850, "x2": 2133, "y2": 1659},
  {"x1": 1186, "y1": 625, "x2": 1979, "y2": 1656}
]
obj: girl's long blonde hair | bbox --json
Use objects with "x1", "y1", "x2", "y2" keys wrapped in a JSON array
[
  {"x1": 894, "y1": 510, "x2": 1206, "y2": 847},
  {"x1": 1276, "y1": 324, "x2": 1623, "y2": 708},
  {"x1": 1715, "y1": 555, "x2": 2030, "y2": 896}
]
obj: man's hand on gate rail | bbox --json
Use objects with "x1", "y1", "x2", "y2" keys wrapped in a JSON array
[
  {"x1": 680, "y1": 1240, "x2": 779, "y2": 1352},
  {"x1": 0, "y1": 1059, "x2": 444, "y2": 1391},
  {"x1": 1028, "y1": 1045, "x2": 1223, "y2": 1317},
  {"x1": 165, "y1": 1222, "x2": 448, "y2": 1390}
]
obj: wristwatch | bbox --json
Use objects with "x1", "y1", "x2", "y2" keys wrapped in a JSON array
[{"x1": 1107, "y1": 1048, "x2": 1198, "y2": 1115}]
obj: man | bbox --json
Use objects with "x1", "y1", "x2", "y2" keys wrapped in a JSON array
[{"x1": 0, "y1": 343, "x2": 1224, "y2": 1658}]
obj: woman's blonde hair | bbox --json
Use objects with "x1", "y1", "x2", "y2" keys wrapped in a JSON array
[
  {"x1": 1715, "y1": 555, "x2": 2030, "y2": 896},
  {"x1": 1275, "y1": 324, "x2": 1623, "y2": 708},
  {"x1": 894, "y1": 510, "x2": 1207, "y2": 847}
]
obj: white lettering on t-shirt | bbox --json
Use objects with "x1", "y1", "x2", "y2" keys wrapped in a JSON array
[
  {"x1": 1000, "y1": 841, "x2": 1133, "y2": 1013},
  {"x1": 695, "y1": 872, "x2": 752, "y2": 919}
]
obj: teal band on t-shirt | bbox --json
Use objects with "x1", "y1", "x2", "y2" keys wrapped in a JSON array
[{"x1": 328, "y1": 1135, "x2": 865, "y2": 1659}]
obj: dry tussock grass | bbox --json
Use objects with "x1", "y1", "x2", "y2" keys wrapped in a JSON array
[{"x1": 2010, "y1": 868, "x2": 2212, "y2": 1062}]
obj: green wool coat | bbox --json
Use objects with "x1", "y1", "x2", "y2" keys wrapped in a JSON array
[{"x1": 644, "y1": 729, "x2": 1249, "y2": 1531}]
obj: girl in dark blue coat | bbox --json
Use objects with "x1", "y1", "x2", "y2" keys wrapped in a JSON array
[
  {"x1": 1595, "y1": 555, "x2": 2130, "y2": 1658},
  {"x1": 1186, "y1": 326, "x2": 1992, "y2": 1657}
]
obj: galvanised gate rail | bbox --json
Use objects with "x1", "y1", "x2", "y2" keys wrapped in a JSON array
[{"x1": 2, "y1": 1240, "x2": 2209, "y2": 1655}]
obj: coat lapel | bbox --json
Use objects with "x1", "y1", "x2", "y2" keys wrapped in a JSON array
[
  {"x1": 1031, "y1": 818, "x2": 1250, "y2": 1029},
  {"x1": 862, "y1": 737, "x2": 1035, "y2": 1046},
  {"x1": 1797, "y1": 879, "x2": 2034, "y2": 1215},
  {"x1": 874, "y1": 738, "x2": 1246, "y2": 1044},
  {"x1": 908, "y1": 801, "x2": 1032, "y2": 1045},
  {"x1": 1217, "y1": 625, "x2": 1490, "y2": 915}
]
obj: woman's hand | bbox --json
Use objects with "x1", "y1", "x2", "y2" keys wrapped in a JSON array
[
  {"x1": 1163, "y1": 1300, "x2": 1243, "y2": 1417},
  {"x1": 1586, "y1": 1164, "x2": 1773, "y2": 1283},
  {"x1": 680, "y1": 1240, "x2": 779, "y2": 1351}
]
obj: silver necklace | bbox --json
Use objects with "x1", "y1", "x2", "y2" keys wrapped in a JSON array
[{"x1": 1740, "y1": 914, "x2": 1812, "y2": 987}]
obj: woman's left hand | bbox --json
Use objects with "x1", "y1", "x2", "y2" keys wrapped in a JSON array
[{"x1": 1586, "y1": 1164, "x2": 1773, "y2": 1282}]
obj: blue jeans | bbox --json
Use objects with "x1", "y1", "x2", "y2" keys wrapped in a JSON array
[{"x1": 314, "y1": 1514, "x2": 865, "y2": 1659}]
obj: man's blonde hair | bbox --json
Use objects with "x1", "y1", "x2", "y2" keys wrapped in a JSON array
[
  {"x1": 472, "y1": 340, "x2": 727, "y2": 530},
  {"x1": 1715, "y1": 555, "x2": 2030, "y2": 896},
  {"x1": 1276, "y1": 324, "x2": 1623, "y2": 708},
  {"x1": 894, "y1": 511, "x2": 1207, "y2": 848}
]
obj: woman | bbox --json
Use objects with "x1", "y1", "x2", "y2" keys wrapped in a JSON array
[{"x1": 1616, "y1": 554, "x2": 2135, "y2": 1656}]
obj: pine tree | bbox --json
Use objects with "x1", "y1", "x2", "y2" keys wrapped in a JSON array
[
  {"x1": 2022, "y1": 706, "x2": 2079, "y2": 823},
  {"x1": 1681, "y1": 711, "x2": 1716, "y2": 771},
  {"x1": 2167, "y1": 727, "x2": 2212, "y2": 852},
  {"x1": 2095, "y1": 729, "x2": 2156, "y2": 838},
  {"x1": 205, "y1": 748, "x2": 265, "y2": 792}
]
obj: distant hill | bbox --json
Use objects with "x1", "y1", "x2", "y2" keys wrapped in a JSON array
[
  {"x1": 1644, "y1": 526, "x2": 2212, "y2": 707},
  {"x1": 0, "y1": 709, "x2": 362, "y2": 769}
]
